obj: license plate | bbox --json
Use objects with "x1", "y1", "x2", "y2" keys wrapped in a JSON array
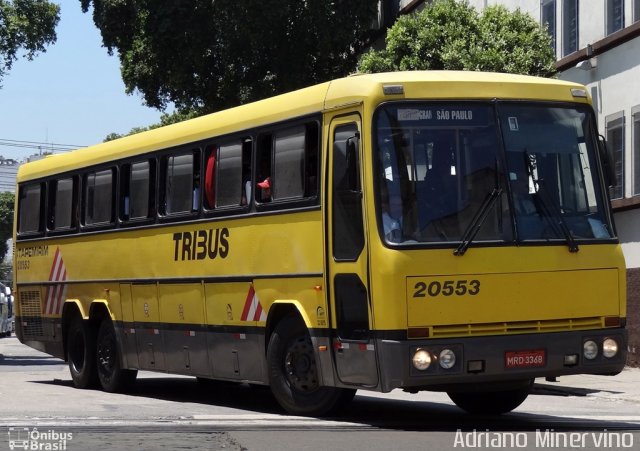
[{"x1": 505, "y1": 349, "x2": 546, "y2": 369}]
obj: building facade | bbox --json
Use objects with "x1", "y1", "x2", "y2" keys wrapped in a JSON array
[
  {"x1": 0, "y1": 157, "x2": 19, "y2": 193},
  {"x1": 380, "y1": 0, "x2": 640, "y2": 365}
]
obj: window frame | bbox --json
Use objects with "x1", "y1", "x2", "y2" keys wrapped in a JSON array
[
  {"x1": 17, "y1": 182, "x2": 45, "y2": 237},
  {"x1": 541, "y1": 0, "x2": 557, "y2": 57},
  {"x1": 119, "y1": 159, "x2": 157, "y2": 226},
  {"x1": 82, "y1": 167, "x2": 117, "y2": 229},
  {"x1": 632, "y1": 105, "x2": 640, "y2": 196},
  {"x1": 562, "y1": 0, "x2": 579, "y2": 57},
  {"x1": 605, "y1": 111, "x2": 625, "y2": 200},
  {"x1": 159, "y1": 148, "x2": 202, "y2": 220},
  {"x1": 255, "y1": 119, "x2": 321, "y2": 212},
  {"x1": 606, "y1": 0, "x2": 625, "y2": 35},
  {"x1": 46, "y1": 176, "x2": 79, "y2": 234}
]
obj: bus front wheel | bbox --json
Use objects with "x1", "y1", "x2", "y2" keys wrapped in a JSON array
[
  {"x1": 67, "y1": 314, "x2": 98, "y2": 389},
  {"x1": 267, "y1": 316, "x2": 355, "y2": 416},
  {"x1": 447, "y1": 380, "x2": 533, "y2": 415},
  {"x1": 96, "y1": 319, "x2": 137, "y2": 393}
]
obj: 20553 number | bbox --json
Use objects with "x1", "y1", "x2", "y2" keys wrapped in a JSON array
[{"x1": 413, "y1": 279, "x2": 480, "y2": 298}]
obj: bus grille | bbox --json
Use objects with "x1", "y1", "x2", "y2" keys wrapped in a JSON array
[
  {"x1": 19, "y1": 290, "x2": 44, "y2": 337},
  {"x1": 430, "y1": 317, "x2": 603, "y2": 338}
]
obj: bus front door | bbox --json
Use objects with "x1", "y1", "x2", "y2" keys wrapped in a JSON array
[{"x1": 327, "y1": 115, "x2": 379, "y2": 387}]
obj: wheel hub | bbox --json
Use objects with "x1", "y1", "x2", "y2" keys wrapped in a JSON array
[
  {"x1": 284, "y1": 336, "x2": 319, "y2": 392},
  {"x1": 97, "y1": 333, "x2": 115, "y2": 375}
]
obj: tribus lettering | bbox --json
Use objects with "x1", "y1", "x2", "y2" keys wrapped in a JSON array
[{"x1": 172, "y1": 228, "x2": 229, "y2": 261}]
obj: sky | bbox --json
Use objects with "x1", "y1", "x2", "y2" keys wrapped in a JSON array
[{"x1": 0, "y1": 0, "x2": 165, "y2": 161}]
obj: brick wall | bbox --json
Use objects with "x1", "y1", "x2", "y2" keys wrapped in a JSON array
[{"x1": 627, "y1": 268, "x2": 640, "y2": 367}]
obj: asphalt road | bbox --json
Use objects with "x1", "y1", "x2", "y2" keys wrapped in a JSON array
[{"x1": 1, "y1": 336, "x2": 639, "y2": 450}]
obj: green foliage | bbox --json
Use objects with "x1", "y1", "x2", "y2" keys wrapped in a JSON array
[
  {"x1": 359, "y1": 0, "x2": 556, "y2": 77},
  {"x1": 0, "y1": 191, "x2": 14, "y2": 263},
  {"x1": 0, "y1": 0, "x2": 60, "y2": 84},
  {"x1": 81, "y1": 0, "x2": 379, "y2": 114}
]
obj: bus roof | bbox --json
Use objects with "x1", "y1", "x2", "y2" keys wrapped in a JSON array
[{"x1": 17, "y1": 71, "x2": 588, "y2": 182}]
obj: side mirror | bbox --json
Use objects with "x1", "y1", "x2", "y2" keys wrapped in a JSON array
[{"x1": 597, "y1": 134, "x2": 616, "y2": 188}]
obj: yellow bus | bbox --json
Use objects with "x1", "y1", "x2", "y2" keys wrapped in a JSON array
[{"x1": 14, "y1": 71, "x2": 627, "y2": 416}]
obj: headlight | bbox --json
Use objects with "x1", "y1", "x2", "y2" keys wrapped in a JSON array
[
  {"x1": 412, "y1": 349, "x2": 432, "y2": 371},
  {"x1": 602, "y1": 338, "x2": 618, "y2": 358},
  {"x1": 439, "y1": 349, "x2": 456, "y2": 369},
  {"x1": 583, "y1": 340, "x2": 598, "y2": 360}
]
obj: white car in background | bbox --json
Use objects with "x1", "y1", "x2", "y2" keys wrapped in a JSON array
[{"x1": 0, "y1": 282, "x2": 13, "y2": 337}]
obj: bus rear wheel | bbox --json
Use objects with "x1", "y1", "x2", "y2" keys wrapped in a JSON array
[
  {"x1": 267, "y1": 316, "x2": 355, "y2": 416},
  {"x1": 447, "y1": 380, "x2": 533, "y2": 415},
  {"x1": 96, "y1": 319, "x2": 137, "y2": 393},
  {"x1": 67, "y1": 314, "x2": 98, "y2": 389}
]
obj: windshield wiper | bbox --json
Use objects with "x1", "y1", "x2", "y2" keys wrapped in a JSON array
[
  {"x1": 524, "y1": 151, "x2": 579, "y2": 253},
  {"x1": 454, "y1": 188, "x2": 503, "y2": 256}
]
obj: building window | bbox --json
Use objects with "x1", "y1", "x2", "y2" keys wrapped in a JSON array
[
  {"x1": 563, "y1": 0, "x2": 579, "y2": 56},
  {"x1": 635, "y1": 0, "x2": 640, "y2": 22},
  {"x1": 605, "y1": 112, "x2": 625, "y2": 200},
  {"x1": 541, "y1": 0, "x2": 557, "y2": 56},
  {"x1": 633, "y1": 106, "x2": 640, "y2": 195},
  {"x1": 607, "y1": 0, "x2": 625, "y2": 35}
]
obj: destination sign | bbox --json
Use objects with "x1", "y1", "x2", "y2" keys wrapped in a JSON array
[{"x1": 395, "y1": 105, "x2": 491, "y2": 126}]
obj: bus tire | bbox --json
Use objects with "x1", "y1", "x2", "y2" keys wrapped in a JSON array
[
  {"x1": 67, "y1": 315, "x2": 98, "y2": 389},
  {"x1": 96, "y1": 319, "x2": 137, "y2": 393},
  {"x1": 447, "y1": 380, "x2": 533, "y2": 415},
  {"x1": 267, "y1": 316, "x2": 356, "y2": 416}
]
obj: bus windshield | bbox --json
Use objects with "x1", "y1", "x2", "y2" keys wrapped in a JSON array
[{"x1": 374, "y1": 102, "x2": 613, "y2": 247}]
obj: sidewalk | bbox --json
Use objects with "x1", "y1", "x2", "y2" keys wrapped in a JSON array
[{"x1": 533, "y1": 366, "x2": 640, "y2": 403}]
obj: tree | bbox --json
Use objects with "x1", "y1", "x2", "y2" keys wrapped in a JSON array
[
  {"x1": 80, "y1": 0, "x2": 379, "y2": 114},
  {"x1": 0, "y1": 0, "x2": 60, "y2": 85},
  {"x1": 358, "y1": 0, "x2": 556, "y2": 77},
  {"x1": 0, "y1": 191, "x2": 14, "y2": 263}
]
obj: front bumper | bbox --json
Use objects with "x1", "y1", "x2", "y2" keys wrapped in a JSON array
[{"x1": 376, "y1": 328, "x2": 627, "y2": 392}]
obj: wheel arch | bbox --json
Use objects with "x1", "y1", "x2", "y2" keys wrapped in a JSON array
[
  {"x1": 88, "y1": 300, "x2": 113, "y2": 325},
  {"x1": 264, "y1": 301, "x2": 310, "y2": 354},
  {"x1": 61, "y1": 299, "x2": 113, "y2": 361},
  {"x1": 61, "y1": 300, "x2": 84, "y2": 362}
]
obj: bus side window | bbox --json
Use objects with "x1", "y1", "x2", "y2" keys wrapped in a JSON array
[
  {"x1": 216, "y1": 141, "x2": 245, "y2": 208},
  {"x1": 162, "y1": 150, "x2": 200, "y2": 215},
  {"x1": 255, "y1": 121, "x2": 318, "y2": 205},
  {"x1": 83, "y1": 168, "x2": 115, "y2": 226},
  {"x1": 121, "y1": 160, "x2": 155, "y2": 221},
  {"x1": 204, "y1": 148, "x2": 216, "y2": 209},
  {"x1": 305, "y1": 122, "x2": 319, "y2": 198},
  {"x1": 47, "y1": 177, "x2": 78, "y2": 232},
  {"x1": 242, "y1": 138, "x2": 252, "y2": 205},
  {"x1": 272, "y1": 125, "x2": 306, "y2": 201},
  {"x1": 18, "y1": 183, "x2": 44, "y2": 236},
  {"x1": 256, "y1": 134, "x2": 273, "y2": 203}
]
